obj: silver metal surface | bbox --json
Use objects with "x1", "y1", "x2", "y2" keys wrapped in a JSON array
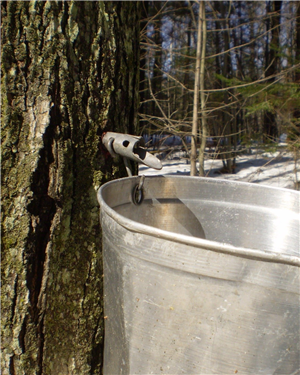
[
  {"x1": 98, "y1": 176, "x2": 300, "y2": 374},
  {"x1": 102, "y1": 132, "x2": 162, "y2": 171}
]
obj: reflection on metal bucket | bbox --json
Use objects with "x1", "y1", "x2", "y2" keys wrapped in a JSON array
[{"x1": 98, "y1": 176, "x2": 300, "y2": 375}]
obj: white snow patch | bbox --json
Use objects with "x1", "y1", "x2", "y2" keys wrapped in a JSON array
[{"x1": 139, "y1": 150, "x2": 299, "y2": 190}]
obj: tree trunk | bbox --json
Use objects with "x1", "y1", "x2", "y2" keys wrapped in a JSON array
[
  {"x1": 216, "y1": 0, "x2": 234, "y2": 173},
  {"x1": 293, "y1": 2, "x2": 300, "y2": 127},
  {"x1": 1, "y1": 1, "x2": 140, "y2": 374},
  {"x1": 263, "y1": 0, "x2": 282, "y2": 140},
  {"x1": 190, "y1": 2, "x2": 203, "y2": 176},
  {"x1": 149, "y1": 1, "x2": 164, "y2": 121},
  {"x1": 140, "y1": 1, "x2": 149, "y2": 121},
  {"x1": 296, "y1": 2, "x2": 300, "y2": 82},
  {"x1": 198, "y1": 1, "x2": 207, "y2": 177}
]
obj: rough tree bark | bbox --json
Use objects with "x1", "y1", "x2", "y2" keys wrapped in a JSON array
[{"x1": 1, "y1": 1, "x2": 140, "y2": 374}]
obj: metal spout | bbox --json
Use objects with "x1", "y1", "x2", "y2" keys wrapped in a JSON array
[{"x1": 102, "y1": 132, "x2": 162, "y2": 172}]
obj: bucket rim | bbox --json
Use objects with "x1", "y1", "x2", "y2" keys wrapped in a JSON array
[{"x1": 98, "y1": 175, "x2": 300, "y2": 267}]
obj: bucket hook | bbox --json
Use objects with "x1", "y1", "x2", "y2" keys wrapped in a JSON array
[{"x1": 102, "y1": 132, "x2": 162, "y2": 176}]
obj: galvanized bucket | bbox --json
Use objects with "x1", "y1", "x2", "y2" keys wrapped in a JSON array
[{"x1": 98, "y1": 175, "x2": 300, "y2": 375}]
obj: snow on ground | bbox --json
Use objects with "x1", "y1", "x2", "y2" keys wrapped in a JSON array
[{"x1": 139, "y1": 148, "x2": 300, "y2": 190}]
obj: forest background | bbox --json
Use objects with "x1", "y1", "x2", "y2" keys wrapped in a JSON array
[
  {"x1": 139, "y1": 1, "x2": 300, "y2": 180},
  {"x1": 1, "y1": 1, "x2": 299, "y2": 375}
]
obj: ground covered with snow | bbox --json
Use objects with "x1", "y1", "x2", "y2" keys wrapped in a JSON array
[{"x1": 139, "y1": 147, "x2": 299, "y2": 191}]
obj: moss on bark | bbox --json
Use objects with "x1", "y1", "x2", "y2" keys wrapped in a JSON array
[{"x1": 1, "y1": 1, "x2": 140, "y2": 374}]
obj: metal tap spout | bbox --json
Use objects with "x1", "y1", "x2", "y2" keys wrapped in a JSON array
[{"x1": 102, "y1": 132, "x2": 162, "y2": 175}]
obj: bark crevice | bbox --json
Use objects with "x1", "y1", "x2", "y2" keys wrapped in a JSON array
[
  {"x1": 25, "y1": 97, "x2": 60, "y2": 371},
  {"x1": 10, "y1": 275, "x2": 18, "y2": 324},
  {"x1": 90, "y1": 315, "x2": 104, "y2": 375},
  {"x1": 26, "y1": 117, "x2": 56, "y2": 318},
  {"x1": 18, "y1": 316, "x2": 27, "y2": 354},
  {"x1": 9, "y1": 355, "x2": 15, "y2": 375},
  {"x1": 1, "y1": 2, "x2": 140, "y2": 373}
]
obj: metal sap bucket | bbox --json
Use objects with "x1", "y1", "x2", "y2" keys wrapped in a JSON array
[{"x1": 98, "y1": 176, "x2": 300, "y2": 375}]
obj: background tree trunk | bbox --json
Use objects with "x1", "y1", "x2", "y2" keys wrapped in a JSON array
[
  {"x1": 263, "y1": 0, "x2": 282, "y2": 140},
  {"x1": 293, "y1": 2, "x2": 300, "y2": 129},
  {"x1": 198, "y1": 1, "x2": 207, "y2": 177},
  {"x1": 190, "y1": 2, "x2": 202, "y2": 176},
  {"x1": 1, "y1": 1, "x2": 140, "y2": 374}
]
